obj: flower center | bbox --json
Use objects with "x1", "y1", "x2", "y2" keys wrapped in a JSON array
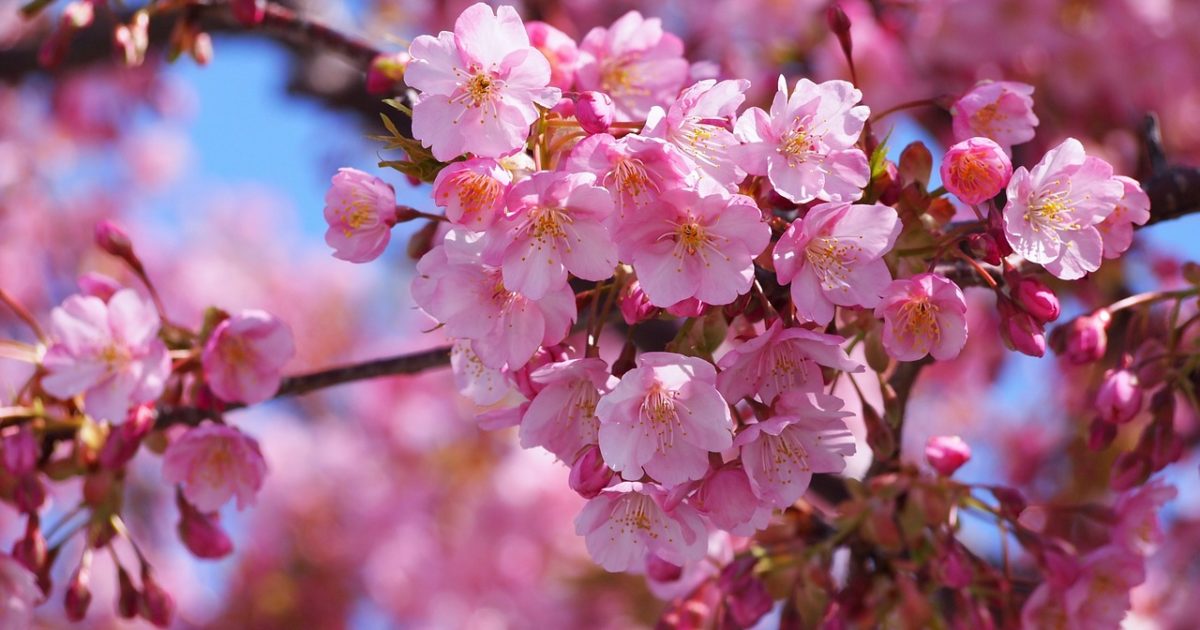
[
  {"x1": 607, "y1": 157, "x2": 656, "y2": 201},
  {"x1": 759, "y1": 428, "x2": 811, "y2": 484},
  {"x1": 972, "y1": 102, "x2": 1006, "y2": 134},
  {"x1": 896, "y1": 298, "x2": 941, "y2": 350},
  {"x1": 449, "y1": 171, "x2": 504, "y2": 222},
  {"x1": 779, "y1": 123, "x2": 816, "y2": 165},
  {"x1": 458, "y1": 72, "x2": 500, "y2": 108},
  {"x1": 805, "y1": 236, "x2": 859, "y2": 290},
  {"x1": 613, "y1": 493, "x2": 660, "y2": 533},
  {"x1": 1024, "y1": 184, "x2": 1078, "y2": 232},
  {"x1": 640, "y1": 384, "x2": 685, "y2": 453}
]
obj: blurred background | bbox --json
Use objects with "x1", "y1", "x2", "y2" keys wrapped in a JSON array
[{"x1": 2, "y1": 0, "x2": 1200, "y2": 627}]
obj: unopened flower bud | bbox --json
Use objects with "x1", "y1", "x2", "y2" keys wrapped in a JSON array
[
  {"x1": 366, "y1": 52, "x2": 410, "y2": 95},
  {"x1": 1011, "y1": 276, "x2": 1060, "y2": 323},
  {"x1": 231, "y1": 0, "x2": 266, "y2": 26},
  {"x1": 575, "y1": 91, "x2": 614, "y2": 135},
  {"x1": 1111, "y1": 452, "x2": 1149, "y2": 491},
  {"x1": 646, "y1": 554, "x2": 684, "y2": 583},
  {"x1": 925, "y1": 435, "x2": 971, "y2": 476},
  {"x1": 140, "y1": 569, "x2": 175, "y2": 628},
  {"x1": 1087, "y1": 418, "x2": 1117, "y2": 451},
  {"x1": 3, "y1": 425, "x2": 37, "y2": 475},
  {"x1": 998, "y1": 299, "x2": 1046, "y2": 357},
  {"x1": 64, "y1": 551, "x2": 93, "y2": 621},
  {"x1": 116, "y1": 565, "x2": 140, "y2": 619},
  {"x1": 190, "y1": 32, "x2": 214, "y2": 66},
  {"x1": 1095, "y1": 368, "x2": 1142, "y2": 424},
  {"x1": 568, "y1": 445, "x2": 613, "y2": 499},
  {"x1": 619, "y1": 280, "x2": 657, "y2": 326},
  {"x1": 1063, "y1": 311, "x2": 1110, "y2": 364},
  {"x1": 941, "y1": 137, "x2": 1012, "y2": 204},
  {"x1": 99, "y1": 404, "x2": 156, "y2": 470},
  {"x1": 719, "y1": 566, "x2": 772, "y2": 629},
  {"x1": 12, "y1": 517, "x2": 46, "y2": 574},
  {"x1": 94, "y1": 220, "x2": 138, "y2": 262},
  {"x1": 826, "y1": 4, "x2": 853, "y2": 59},
  {"x1": 177, "y1": 494, "x2": 234, "y2": 559},
  {"x1": 966, "y1": 233, "x2": 1002, "y2": 265}
]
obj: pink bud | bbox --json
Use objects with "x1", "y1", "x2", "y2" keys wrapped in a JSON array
[
  {"x1": 568, "y1": 445, "x2": 613, "y2": 499},
  {"x1": 619, "y1": 280, "x2": 657, "y2": 326},
  {"x1": 64, "y1": 551, "x2": 93, "y2": 621},
  {"x1": 966, "y1": 233, "x2": 1002, "y2": 265},
  {"x1": 230, "y1": 0, "x2": 266, "y2": 26},
  {"x1": 1011, "y1": 276, "x2": 1060, "y2": 323},
  {"x1": 666, "y1": 297, "x2": 707, "y2": 319},
  {"x1": 177, "y1": 495, "x2": 234, "y2": 559},
  {"x1": 94, "y1": 220, "x2": 135, "y2": 261},
  {"x1": 12, "y1": 517, "x2": 46, "y2": 574},
  {"x1": 99, "y1": 404, "x2": 156, "y2": 470},
  {"x1": 925, "y1": 435, "x2": 971, "y2": 476},
  {"x1": 1087, "y1": 418, "x2": 1117, "y2": 451},
  {"x1": 998, "y1": 300, "x2": 1046, "y2": 357},
  {"x1": 719, "y1": 568, "x2": 772, "y2": 628},
  {"x1": 77, "y1": 272, "x2": 122, "y2": 301},
  {"x1": 646, "y1": 554, "x2": 684, "y2": 583},
  {"x1": 1095, "y1": 368, "x2": 1142, "y2": 424},
  {"x1": 190, "y1": 32, "x2": 214, "y2": 66},
  {"x1": 366, "y1": 52, "x2": 410, "y2": 95},
  {"x1": 1063, "y1": 311, "x2": 1110, "y2": 364},
  {"x1": 116, "y1": 566, "x2": 140, "y2": 619},
  {"x1": 3, "y1": 425, "x2": 38, "y2": 475},
  {"x1": 940, "y1": 137, "x2": 1012, "y2": 204},
  {"x1": 935, "y1": 544, "x2": 972, "y2": 589},
  {"x1": 575, "y1": 91, "x2": 614, "y2": 135},
  {"x1": 14, "y1": 474, "x2": 45, "y2": 514},
  {"x1": 140, "y1": 570, "x2": 174, "y2": 627},
  {"x1": 1111, "y1": 452, "x2": 1149, "y2": 491}
]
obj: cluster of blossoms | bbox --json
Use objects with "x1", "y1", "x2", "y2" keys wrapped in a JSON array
[
  {"x1": 0, "y1": 223, "x2": 289, "y2": 626},
  {"x1": 315, "y1": 3, "x2": 1170, "y2": 624}
]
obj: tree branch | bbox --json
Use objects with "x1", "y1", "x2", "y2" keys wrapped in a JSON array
[{"x1": 154, "y1": 344, "x2": 451, "y2": 428}]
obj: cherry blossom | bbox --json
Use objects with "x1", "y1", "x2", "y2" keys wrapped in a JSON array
[
  {"x1": 519, "y1": 358, "x2": 616, "y2": 463},
  {"x1": 616, "y1": 183, "x2": 769, "y2": 307},
  {"x1": 595, "y1": 352, "x2": 733, "y2": 487},
  {"x1": 202, "y1": 310, "x2": 295, "y2": 404},
  {"x1": 734, "y1": 76, "x2": 870, "y2": 204},
  {"x1": 323, "y1": 167, "x2": 398, "y2": 263},
  {"x1": 716, "y1": 319, "x2": 862, "y2": 404},
  {"x1": 773, "y1": 201, "x2": 901, "y2": 325},
  {"x1": 644, "y1": 79, "x2": 749, "y2": 188},
  {"x1": 940, "y1": 137, "x2": 1012, "y2": 205},
  {"x1": 162, "y1": 423, "x2": 268, "y2": 512},
  {"x1": 576, "y1": 11, "x2": 689, "y2": 120},
  {"x1": 951, "y1": 80, "x2": 1039, "y2": 150},
  {"x1": 563, "y1": 132, "x2": 693, "y2": 218},
  {"x1": 41, "y1": 289, "x2": 170, "y2": 422},
  {"x1": 875, "y1": 273, "x2": 968, "y2": 361},
  {"x1": 431, "y1": 157, "x2": 512, "y2": 228},
  {"x1": 406, "y1": 3, "x2": 561, "y2": 160},
  {"x1": 1002, "y1": 138, "x2": 1124, "y2": 280},
  {"x1": 575, "y1": 482, "x2": 708, "y2": 573}
]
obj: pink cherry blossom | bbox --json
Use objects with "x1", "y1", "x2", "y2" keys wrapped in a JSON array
[
  {"x1": 773, "y1": 202, "x2": 901, "y2": 325},
  {"x1": 449, "y1": 340, "x2": 514, "y2": 406},
  {"x1": 0, "y1": 553, "x2": 40, "y2": 629},
  {"x1": 525, "y1": 21, "x2": 579, "y2": 91},
  {"x1": 431, "y1": 157, "x2": 512, "y2": 229},
  {"x1": 411, "y1": 229, "x2": 576, "y2": 370},
  {"x1": 595, "y1": 352, "x2": 733, "y2": 487},
  {"x1": 1061, "y1": 546, "x2": 1146, "y2": 628},
  {"x1": 643, "y1": 79, "x2": 749, "y2": 188},
  {"x1": 940, "y1": 137, "x2": 1012, "y2": 205},
  {"x1": 691, "y1": 464, "x2": 773, "y2": 535},
  {"x1": 490, "y1": 171, "x2": 617, "y2": 299},
  {"x1": 162, "y1": 423, "x2": 267, "y2": 512},
  {"x1": 1002, "y1": 138, "x2": 1124, "y2": 280},
  {"x1": 1098, "y1": 175, "x2": 1150, "y2": 259},
  {"x1": 201, "y1": 310, "x2": 295, "y2": 405},
  {"x1": 951, "y1": 80, "x2": 1039, "y2": 150},
  {"x1": 716, "y1": 319, "x2": 862, "y2": 404},
  {"x1": 323, "y1": 167, "x2": 398, "y2": 263},
  {"x1": 406, "y1": 3, "x2": 561, "y2": 161},
  {"x1": 519, "y1": 358, "x2": 616, "y2": 463},
  {"x1": 575, "y1": 91, "x2": 615, "y2": 135},
  {"x1": 563, "y1": 132, "x2": 693, "y2": 218},
  {"x1": 575, "y1": 482, "x2": 708, "y2": 573},
  {"x1": 734, "y1": 76, "x2": 870, "y2": 204},
  {"x1": 41, "y1": 289, "x2": 170, "y2": 422},
  {"x1": 735, "y1": 391, "x2": 856, "y2": 508},
  {"x1": 924, "y1": 435, "x2": 971, "y2": 476},
  {"x1": 1095, "y1": 367, "x2": 1143, "y2": 424},
  {"x1": 875, "y1": 273, "x2": 968, "y2": 361},
  {"x1": 576, "y1": 11, "x2": 689, "y2": 121},
  {"x1": 1112, "y1": 480, "x2": 1176, "y2": 555},
  {"x1": 616, "y1": 184, "x2": 770, "y2": 308}
]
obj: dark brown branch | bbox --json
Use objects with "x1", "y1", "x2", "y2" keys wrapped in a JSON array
[{"x1": 154, "y1": 344, "x2": 451, "y2": 428}]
